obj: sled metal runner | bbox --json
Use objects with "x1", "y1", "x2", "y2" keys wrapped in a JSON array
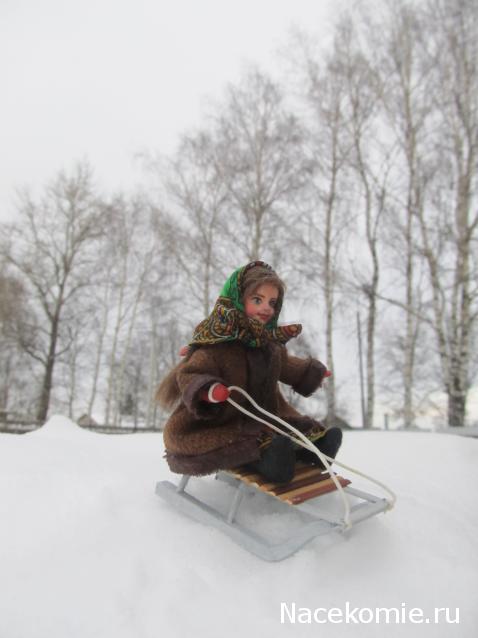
[{"x1": 155, "y1": 462, "x2": 390, "y2": 561}]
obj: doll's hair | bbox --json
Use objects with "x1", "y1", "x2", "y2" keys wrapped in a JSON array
[
  {"x1": 155, "y1": 365, "x2": 180, "y2": 410},
  {"x1": 240, "y1": 264, "x2": 286, "y2": 313},
  {"x1": 155, "y1": 351, "x2": 193, "y2": 411}
]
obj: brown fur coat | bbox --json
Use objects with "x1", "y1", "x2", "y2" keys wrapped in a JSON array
[{"x1": 162, "y1": 341, "x2": 327, "y2": 475}]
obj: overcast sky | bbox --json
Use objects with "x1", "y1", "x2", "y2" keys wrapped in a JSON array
[{"x1": 0, "y1": 0, "x2": 343, "y2": 221}]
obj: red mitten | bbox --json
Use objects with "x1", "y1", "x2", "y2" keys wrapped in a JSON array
[
  {"x1": 179, "y1": 345, "x2": 190, "y2": 357},
  {"x1": 324, "y1": 369, "x2": 332, "y2": 378},
  {"x1": 199, "y1": 382, "x2": 230, "y2": 403}
]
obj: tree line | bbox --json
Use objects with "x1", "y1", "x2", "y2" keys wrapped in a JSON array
[{"x1": 0, "y1": 0, "x2": 476, "y2": 429}]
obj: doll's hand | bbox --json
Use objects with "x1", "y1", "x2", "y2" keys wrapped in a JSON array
[{"x1": 199, "y1": 382, "x2": 230, "y2": 403}]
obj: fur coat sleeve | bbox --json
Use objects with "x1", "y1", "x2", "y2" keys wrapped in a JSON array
[
  {"x1": 176, "y1": 347, "x2": 226, "y2": 419},
  {"x1": 279, "y1": 346, "x2": 327, "y2": 397}
]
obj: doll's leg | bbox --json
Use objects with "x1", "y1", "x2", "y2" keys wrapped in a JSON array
[
  {"x1": 296, "y1": 427, "x2": 343, "y2": 468},
  {"x1": 247, "y1": 436, "x2": 295, "y2": 484}
]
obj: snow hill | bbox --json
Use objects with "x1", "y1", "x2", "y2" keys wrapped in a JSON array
[{"x1": 0, "y1": 416, "x2": 477, "y2": 638}]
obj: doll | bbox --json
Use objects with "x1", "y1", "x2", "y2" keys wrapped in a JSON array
[{"x1": 156, "y1": 261, "x2": 342, "y2": 484}]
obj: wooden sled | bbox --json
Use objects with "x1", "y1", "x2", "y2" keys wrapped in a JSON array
[{"x1": 156, "y1": 461, "x2": 390, "y2": 561}]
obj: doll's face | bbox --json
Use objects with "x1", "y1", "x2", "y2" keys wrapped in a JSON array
[{"x1": 244, "y1": 283, "x2": 279, "y2": 324}]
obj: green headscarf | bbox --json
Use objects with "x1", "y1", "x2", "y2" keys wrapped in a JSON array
[{"x1": 190, "y1": 261, "x2": 302, "y2": 348}]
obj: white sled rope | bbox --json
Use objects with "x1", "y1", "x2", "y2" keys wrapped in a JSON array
[{"x1": 156, "y1": 386, "x2": 395, "y2": 561}]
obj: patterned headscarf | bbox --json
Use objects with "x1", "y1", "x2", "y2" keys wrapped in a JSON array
[{"x1": 190, "y1": 261, "x2": 302, "y2": 348}]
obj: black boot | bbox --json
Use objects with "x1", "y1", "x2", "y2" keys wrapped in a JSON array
[
  {"x1": 296, "y1": 427, "x2": 343, "y2": 468},
  {"x1": 249, "y1": 436, "x2": 295, "y2": 484}
]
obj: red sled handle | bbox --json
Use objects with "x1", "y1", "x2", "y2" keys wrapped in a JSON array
[{"x1": 199, "y1": 382, "x2": 230, "y2": 403}]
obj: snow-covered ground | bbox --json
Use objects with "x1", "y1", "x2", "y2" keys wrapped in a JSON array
[{"x1": 1, "y1": 416, "x2": 476, "y2": 638}]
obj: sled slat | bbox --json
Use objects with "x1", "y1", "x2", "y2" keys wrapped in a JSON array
[
  {"x1": 228, "y1": 463, "x2": 351, "y2": 505},
  {"x1": 273, "y1": 470, "x2": 337, "y2": 494},
  {"x1": 230, "y1": 463, "x2": 320, "y2": 488},
  {"x1": 284, "y1": 476, "x2": 351, "y2": 505}
]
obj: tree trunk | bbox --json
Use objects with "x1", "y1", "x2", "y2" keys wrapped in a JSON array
[
  {"x1": 2, "y1": 356, "x2": 11, "y2": 410},
  {"x1": 447, "y1": 378, "x2": 466, "y2": 428},
  {"x1": 67, "y1": 340, "x2": 78, "y2": 420},
  {"x1": 365, "y1": 287, "x2": 376, "y2": 429},
  {"x1": 145, "y1": 322, "x2": 157, "y2": 430},
  {"x1": 37, "y1": 310, "x2": 61, "y2": 422},
  {"x1": 114, "y1": 264, "x2": 148, "y2": 426},
  {"x1": 87, "y1": 273, "x2": 112, "y2": 416},
  {"x1": 104, "y1": 256, "x2": 128, "y2": 426},
  {"x1": 324, "y1": 178, "x2": 336, "y2": 424},
  {"x1": 355, "y1": 139, "x2": 379, "y2": 429},
  {"x1": 403, "y1": 187, "x2": 416, "y2": 428}
]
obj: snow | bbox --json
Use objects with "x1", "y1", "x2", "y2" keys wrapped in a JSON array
[{"x1": 1, "y1": 416, "x2": 477, "y2": 637}]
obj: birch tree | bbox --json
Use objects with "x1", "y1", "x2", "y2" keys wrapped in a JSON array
[
  {"x1": 164, "y1": 131, "x2": 231, "y2": 317},
  {"x1": 366, "y1": 0, "x2": 478, "y2": 426},
  {"x1": 86, "y1": 258, "x2": 115, "y2": 417},
  {"x1": 211, "y1": 67, "x2": 311, "y2": 263},
  {"x1": 296, "y1": 33, "x2": 354, "y2": 425},
  {"x1": 417, "y1": 0, "x2": 478, "y2": 426},
  {"x1": 103, "y1": 195, "x2": 154, "y2": 427},
  {"x1": 0, "y1": 267, "x2": 34, "y2": 412},
  {"x1": 374, "y1": 2, "x2": 434, "y2": 427},
  {"x1": 0, "y1": 162, "x2": 106, "y2": 421},
  {"x1": 337, "y1": 19, "x2": 389, "y2": 429}
]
